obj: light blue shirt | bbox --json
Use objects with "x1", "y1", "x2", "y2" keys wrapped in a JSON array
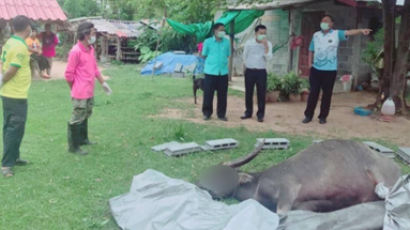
[
  {"x1": 202, "y1": 36, "x2": 230, "y2": 76},
  {"x1": 309, "y1": 30, "x2": 347, "y2": 71}
]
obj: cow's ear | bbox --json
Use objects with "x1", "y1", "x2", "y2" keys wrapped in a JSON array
[{"x1": 238, "y1": 172, "x2": 254, "y2": 184}]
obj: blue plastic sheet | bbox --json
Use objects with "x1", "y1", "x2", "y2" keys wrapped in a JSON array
[{"x1": 140, "y1": 52, "x2": 204, "y2": 76}]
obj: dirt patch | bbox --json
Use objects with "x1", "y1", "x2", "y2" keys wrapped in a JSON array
[{"x1": 155, "y1": 92, "x2": 410, "y2": 146}]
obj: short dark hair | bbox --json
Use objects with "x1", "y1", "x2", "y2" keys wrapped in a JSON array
[
  {"x1": 255, "y1": 24, "x2": 267, "y2": 33},
  {"x1": 213, "y1": 23, "x2": 225, "y2": 31},
  {"x1": 323, "y1": 14, "x2": 334, "y2": 22},
  {"x1": 12, "y1": 15, "x2": 31, "y2": 33},
  {"x1": 77, "y1": 22, "x2": 94, "y2": 41}
]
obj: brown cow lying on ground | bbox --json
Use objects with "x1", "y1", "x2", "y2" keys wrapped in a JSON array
[{"x1": 198, "y1": 140, "x2": 401, "y2": 214}]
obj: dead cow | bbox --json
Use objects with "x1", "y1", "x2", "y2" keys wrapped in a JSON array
[{"x1": 197, "y1": 140, "x2": 401, "y2": 214}]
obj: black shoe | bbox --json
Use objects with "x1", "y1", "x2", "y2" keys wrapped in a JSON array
[
  {"x1": 257, "y1": 117, "x2": 264, "y2": 123},
  {"x1": 302, "y1": 117, "x2": 312, "y2": 124},
  {"x1": 319, "y1": 118, "x2": 327, "y2": 124},
  {"x1": 218, "y1": 117, "x2": 228, "y2": 122},
  {"x1": 240, "y1": 115, "x2": 252, "y2": 120},
  {"x1": 15, "y1": 158, "x2": 29, "y2": 166},
  {"x1": 203, "y1": 115, "x2": 211, "y2": 121}
]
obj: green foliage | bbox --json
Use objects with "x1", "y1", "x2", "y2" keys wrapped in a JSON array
[
  {"x1": 135, "y1": 44, "x2": 162, "y2": 63},
  {"x1": 267, "y1": 73, "x2": 282, "y2": 92},
  {"x1": 282, "y1": 72, "x2": 304, "y2": 96},
  {"x1": 362, "y1": 29, "x2": 384, "y2": 70},
  {"x1": 159, "y1": 28, "x2": 197, "y2": 53},
  {"x1": 58, "y1": 0, "x2": 100, "y2": 18}
]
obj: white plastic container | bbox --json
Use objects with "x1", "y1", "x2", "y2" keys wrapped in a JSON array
[{"x1": 381, "y1": 98, "x2": 396, "y2": 116}]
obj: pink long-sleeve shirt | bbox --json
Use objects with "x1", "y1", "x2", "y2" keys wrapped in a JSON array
[{"x1": 65, "y1": 41, "x2": 101, "y2": 99}]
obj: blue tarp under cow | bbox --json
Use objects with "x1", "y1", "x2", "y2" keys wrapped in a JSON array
[{"x1": 141, "y1": 52, "x2": 204, "y2": 76}]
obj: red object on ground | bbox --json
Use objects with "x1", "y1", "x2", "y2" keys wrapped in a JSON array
[{"x1": 0, "y1": 0, "x2": 67, "y2": 21}]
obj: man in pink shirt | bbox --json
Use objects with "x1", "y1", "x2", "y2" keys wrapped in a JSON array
[
  {"x1": 65, "y1": 22, "x2": 112, "y2": 155},
  {"x1": 40, "y1": 24, "x2": 59, "y2": 76}
]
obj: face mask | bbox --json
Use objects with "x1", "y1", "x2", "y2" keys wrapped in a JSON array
[
  {"x1": 257, "y1": 34, "x2": 266, "y2": 41},
  {"x1": 320, "y1": 22, "x2": 330, "y2": 31},
  {"x1": 88, "y1": 36, "x2": 96, "y2": 44},
  {"x1": 217, "y1": 31, "x2": 226, "y2": 38}
]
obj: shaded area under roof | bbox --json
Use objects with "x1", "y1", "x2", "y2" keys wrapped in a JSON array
[{"x1": 69, "y1": 17, "x2": 159, "y2": 38}]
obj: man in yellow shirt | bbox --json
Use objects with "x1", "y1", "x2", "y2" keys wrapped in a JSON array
[
  {"x1": 0, "y1": 15, "x2": 32, "y2": 177},
  {"x1": 26, "y1": 28, "x2": 50, "y2": 79}
]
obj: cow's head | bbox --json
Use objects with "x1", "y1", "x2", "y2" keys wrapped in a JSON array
[{"x1": 197, "y1": 143, "x2": 264, "y2": 199}]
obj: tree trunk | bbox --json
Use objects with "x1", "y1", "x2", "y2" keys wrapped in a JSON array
[
  {"x1": 380, "y1": 0, "x2": 396, "y2": 99},
  {"x1": 389, "y1": 0, "x2": 410, "y2": 113}
]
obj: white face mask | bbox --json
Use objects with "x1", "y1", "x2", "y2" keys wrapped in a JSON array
[
  {"x1": 217, "y1": 31, "x2": 226, "y2": 38},
  {"x1": 88, "y1": 36, "x2": 96, "y2": 44}
]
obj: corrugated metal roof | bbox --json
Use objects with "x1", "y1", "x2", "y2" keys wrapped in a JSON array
[
  {"x1": 228, "y1": 0, "x2": 379, "y2": 10},
  {"x1": 228, "y1": 0, "x2": 316, "y2": 10},
  {"x1": 69, "y1": 17, "x2": 145, "y2": 38},
  {"x1": 0, "y1": 0, "x2": 67, "y2": 21}
]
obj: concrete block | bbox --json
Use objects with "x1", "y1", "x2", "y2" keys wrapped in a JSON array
[
  {"x1": 397, "y1": 147, "x2": 410, "y2": 164},
  {"x1": 164, "y1": 142, "x2": 203, "y2": 156},
  {"x1": 363, "y1": 141, "x2": 395, "y2": 158},
  {"x1": 152, "y1": 141, "x2": 180, "y2": 152},
  {"x1": 256, "y1": 138, "x2": 290, "y2": 150},
  {"x1": 202, "y1": 138, "x2": 239, "y2": 151}
]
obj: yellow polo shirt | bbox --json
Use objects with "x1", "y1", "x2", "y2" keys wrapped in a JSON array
[{"x1": 1, "y1": 35, "x2": 31, "y2": 99}]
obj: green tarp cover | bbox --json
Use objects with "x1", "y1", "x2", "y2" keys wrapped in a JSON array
[{"x1": 166, "y1": 10, "x2": 264, "y2": 42}]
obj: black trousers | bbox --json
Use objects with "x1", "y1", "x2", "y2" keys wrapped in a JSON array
[
  {"x1": 31, "y1": 54, "x2": 50, "y2": 71},
  {"x1": 304, "y1": 67, "x2": 337, "y2": 119},
  {"x1": 202, "y1": 74, "x2": 228, "y2": 118},
  {"x1": 2, "y1": 97, "x2": 27, "y2": 167},
  {"x1": 244, "y1": 68, "x2": 267, "y2": 119}
]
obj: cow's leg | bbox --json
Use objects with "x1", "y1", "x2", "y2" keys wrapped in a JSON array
[{"x1": 276, "y1": 183, "x2": 302, "y2": 214}]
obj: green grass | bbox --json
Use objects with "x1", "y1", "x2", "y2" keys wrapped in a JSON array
[{"x1": 0, "y1": 65, "x2": 408, "y2": 229}]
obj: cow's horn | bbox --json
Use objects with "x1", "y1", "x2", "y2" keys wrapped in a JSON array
[{"x1": 222, "y1": 141, "x2": 264, "y2": 168}]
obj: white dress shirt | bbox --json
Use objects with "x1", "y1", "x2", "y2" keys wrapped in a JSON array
[{"x1": 243, "y1": 38, "x2": 273, "y2": 70}]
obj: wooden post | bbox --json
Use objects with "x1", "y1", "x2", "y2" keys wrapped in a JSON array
[
  {"x1": 287, "y1": 8, "x2": 294, "y2": 73},
  {"x1": 116, "y1": 37, "x2": 122, "y2": 61},
  {"x1": 228, "y1": 21, "x2": 235, "y2": 81}
]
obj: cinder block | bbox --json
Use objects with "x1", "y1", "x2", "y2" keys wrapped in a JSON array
[
  {"x1": 151, "y1": 141, "x2": 180, "y2": 152},
  {"x1": 363, "y1": 141, "x2": 395, "y2": 158},
  {"x1": 256, "y1": 138, "x2": 290, "y2": 150},
  {"x1": 202, "y1": 138, "x2": 239, "y2": 151},
  {"x1": 164, "y1": 142, "x2": 203, "y2": 156},
  {"x1": 397, "y1": 147, "x2": 410, "y2": 164}
]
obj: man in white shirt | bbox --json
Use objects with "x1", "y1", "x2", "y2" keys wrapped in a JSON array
[{"x1": 241, "y1": 25, "x2": 272, "y2": 122}]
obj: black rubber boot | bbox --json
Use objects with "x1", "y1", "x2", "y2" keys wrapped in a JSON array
[
  {"x1": 80, "y1": 119, "x2": 95, "y2": 145},
  {"x1": 68, "y1": 123, "x2": 88, "y2": 155}
]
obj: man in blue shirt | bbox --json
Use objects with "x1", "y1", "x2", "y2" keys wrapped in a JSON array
[
  {"x1": 303, "y1": 15, "x2": 371, "y2": 124},
  {"x1": 201, "y1": 23, "x2": 231, "y2": 121}
]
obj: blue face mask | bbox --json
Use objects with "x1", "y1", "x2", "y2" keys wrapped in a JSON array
[
  {"x1": 217, "y1": 31, "x2": 226, "y2": 38},
  {"x1": 320, "y1": 22, "x2": 330, "y2": 31}
]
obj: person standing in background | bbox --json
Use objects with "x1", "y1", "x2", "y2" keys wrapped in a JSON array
[
  {"x1": 0, "y1": 16, "x2": 33, "y2": 177},
  {"x1": 302, "y1": 15, "x2": 371, "y2": 124},
  {"x1": 65, "y1": 22, "x2": 112, "y2": 155},
  {"x1": 201, "y1": 23, "x2": 230, "y2": 121},
  {"x1": 39, "y1": 24, "x2": 58, "y2": 76},
  {"x1": 26, "y1": 28, "x2": 50, "y2": 79},
  {"x1": 241, "y1": 25, "x2": 272, "y2": 123}
]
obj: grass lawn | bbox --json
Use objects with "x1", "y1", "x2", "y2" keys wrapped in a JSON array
[{"x1": 1, "y1": 65, "x2": 409, "y2": 229}]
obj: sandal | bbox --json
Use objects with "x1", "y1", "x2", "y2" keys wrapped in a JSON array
[{"x1": 1, "y1": 167, "x2": 13, "y2": 177}]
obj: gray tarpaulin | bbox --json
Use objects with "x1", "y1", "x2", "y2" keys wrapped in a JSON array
[
  {"x1": 109, "y1": 170, "x2": 410, "y2": 230},
  {"x1": 109, "y1": 169, "x2": 279, "y2": 230},
  {"x1": 376, "y1": 174, "x2": 410, "y2": 230}
]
